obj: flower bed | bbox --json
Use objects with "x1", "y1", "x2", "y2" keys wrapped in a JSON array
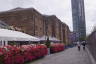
[
  {"x1": 0, "y1": 43, "x2": 64, "y2": 64},
  {"x1": 0, "y1": 44, "x2": 48, "y2": 64},
  {"x1": 50, "y1": 43, "x2": 64, "y2": 53}
]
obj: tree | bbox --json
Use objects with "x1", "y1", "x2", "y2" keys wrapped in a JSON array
[
  {"x1": 79, "y1": 37, "x2": 86, "y2": 42},
  {"x1": 45, "y1": 37, "x2": 51, "y2": 48}
]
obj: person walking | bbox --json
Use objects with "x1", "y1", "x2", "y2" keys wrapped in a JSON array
[
  {"x1": 77, "y1": 41, "x2": 81, "y2": 51},
  {"x1": 82, "y1": 41, "x2": 86, "y2": 50}
]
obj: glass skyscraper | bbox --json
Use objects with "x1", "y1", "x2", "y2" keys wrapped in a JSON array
[{"x1": 71, "y1": 0, "x2": 86, "y2": 41}]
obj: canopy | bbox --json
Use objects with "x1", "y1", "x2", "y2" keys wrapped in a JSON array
[
  {"x1": 38, "y1": 36, "x2": 61, "y2": 42},
  {"x1": 0, "y1": 29, "x2": 40, "y2": 41}
]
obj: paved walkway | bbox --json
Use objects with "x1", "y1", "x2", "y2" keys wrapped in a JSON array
[{"x1": 28, "y1": 47, "x2": 92, "y2": 64}]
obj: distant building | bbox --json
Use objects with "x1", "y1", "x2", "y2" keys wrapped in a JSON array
[{"x1": 71, "y1": 0, "x2": 86, "y2": 41}]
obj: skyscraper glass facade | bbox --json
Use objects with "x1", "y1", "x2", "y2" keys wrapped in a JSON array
[{"x1": 71, "y1": 0, "x2": 86, "y2": 41}]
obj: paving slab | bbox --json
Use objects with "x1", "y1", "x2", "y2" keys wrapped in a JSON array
[{"x1": 28, "y1": 47, "x2": 92, "y2": 64}]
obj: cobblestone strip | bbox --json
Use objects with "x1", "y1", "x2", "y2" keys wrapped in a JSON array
[{"x1": 86, "y1": 47, "x2": 96, "y2": 64}]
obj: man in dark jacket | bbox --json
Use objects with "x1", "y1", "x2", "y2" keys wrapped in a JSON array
[{"x1": 82, "y1": 41, "x2": 86, "y2": 50}]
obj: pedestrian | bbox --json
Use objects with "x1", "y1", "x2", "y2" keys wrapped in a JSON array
[
  {"x1": 82, "y1": 41, "x2": 86, "y2": 50},
  {"x1": 77, "y1": 41, "x2": 81, "y2": 51}
]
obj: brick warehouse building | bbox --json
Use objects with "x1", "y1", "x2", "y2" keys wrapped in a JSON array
[{"x1": 0, "y1": 7, "x2": 71, "y2": 45}]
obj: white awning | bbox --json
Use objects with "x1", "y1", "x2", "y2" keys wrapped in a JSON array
[
  {"x1": 38, "y1": 36, "x2": 60, "y2": 42},
  {"x1": 0, "y1": 29, "x2": 40, "y2": 41}
]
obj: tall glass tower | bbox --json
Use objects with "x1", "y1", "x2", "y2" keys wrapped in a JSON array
[{"x1": 71, "y1": 0, "x2": 86, "y2": 41}]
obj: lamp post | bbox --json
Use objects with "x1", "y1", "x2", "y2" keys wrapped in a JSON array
[{"x1": 44, "y1": 19, "x2": 51, "y2": 55}]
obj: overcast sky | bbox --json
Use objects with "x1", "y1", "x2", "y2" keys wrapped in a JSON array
[{"x1": 0, "y1": 0, "x2": 96, "y2": 35}]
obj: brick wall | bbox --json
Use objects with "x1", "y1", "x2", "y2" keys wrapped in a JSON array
[{"x1": 0, "y1": 7, "x2": 71, "y2": 44}]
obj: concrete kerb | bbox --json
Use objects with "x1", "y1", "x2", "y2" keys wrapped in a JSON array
[{"x1": 86, "y1": 47, "x2": 96, "y2": 64}]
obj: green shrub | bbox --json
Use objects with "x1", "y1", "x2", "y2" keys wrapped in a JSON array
[{"x1": 45, "y1": 37, "x2": 51, "y2": 48}]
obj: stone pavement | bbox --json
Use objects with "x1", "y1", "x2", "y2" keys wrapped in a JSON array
[{"x1": 29, "y1": 47, "x2": 92, "y2": 64}]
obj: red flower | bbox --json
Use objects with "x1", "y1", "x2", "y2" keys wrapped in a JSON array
[
  {"x1": 0, "y1": 44, "x2": 48, "y2": 64},
  {"x1": 50, "y1": 43, "x2": 64, "y2": 53}
]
